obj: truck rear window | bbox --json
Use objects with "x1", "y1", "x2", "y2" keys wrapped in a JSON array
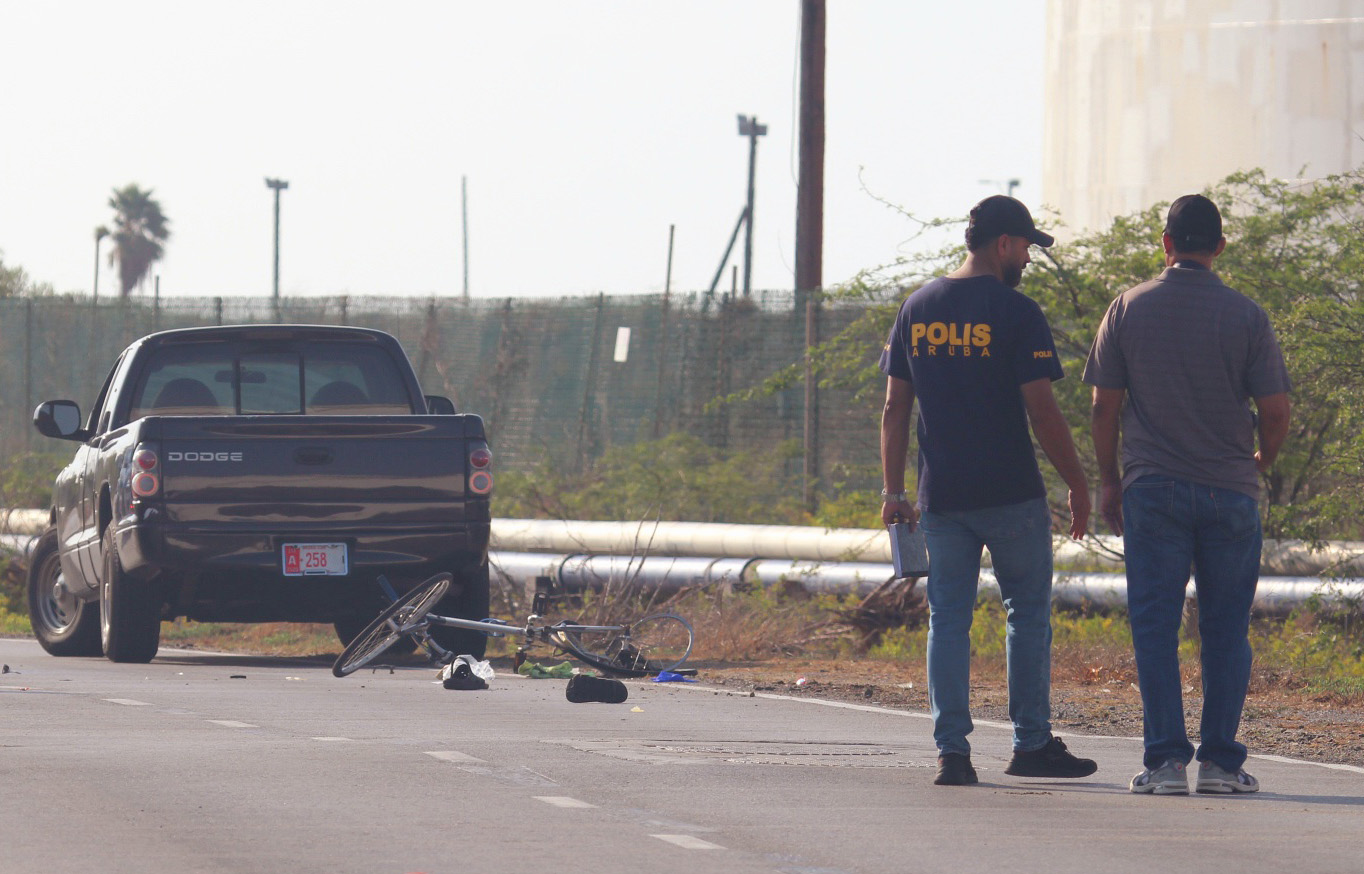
[{"x1": 129, "y1": 343, "x2": 415, "y2": 419}]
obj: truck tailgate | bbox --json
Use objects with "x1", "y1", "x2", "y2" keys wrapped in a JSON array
[{"x1": 147, "y1": 416, "x2": 480, "y2": 526}]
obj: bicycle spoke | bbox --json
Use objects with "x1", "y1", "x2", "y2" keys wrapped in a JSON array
[
  {"x1": 332, "y1": 573, "x2": 451, "y2": 677},
  {"x1": 553, "y1": 613, "x2": 693, "y2": 677}
]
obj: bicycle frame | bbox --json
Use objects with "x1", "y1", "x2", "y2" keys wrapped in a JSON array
[
  {"x1": 332, "y1": 573, "x2": 694, "y2": 679},
  {"x1": 411, "y1": 613, "x2": 630, "y2": 665}
]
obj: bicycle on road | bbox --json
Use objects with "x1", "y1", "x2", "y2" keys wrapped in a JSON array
[{"x1": 332, "y1": 572, "x2": 695, "y2": 679}]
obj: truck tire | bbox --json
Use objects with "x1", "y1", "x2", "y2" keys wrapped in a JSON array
[
  {"x1": 428, "y1": 561, "x2": 490, "y2": 660},
  {"x1": 99, "y1": 528, "x2": 162, "y2": 663},
  {"x1": 27, "y1": 528, "x2": 103, "y2": 657}
]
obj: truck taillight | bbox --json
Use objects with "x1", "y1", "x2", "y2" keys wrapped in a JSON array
[
  {"x1": 131, "y1": 444, "x2": 160, "y2": 499},
  {"x1": 468, "y1": 445, "x2": 492, "y2": 495}
]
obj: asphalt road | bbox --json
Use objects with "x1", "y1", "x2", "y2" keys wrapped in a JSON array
[{"x1": 3, "y1": 637, "x2": 1363, "y2": 874}]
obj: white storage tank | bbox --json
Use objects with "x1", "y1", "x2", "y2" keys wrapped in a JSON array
[{"x1": 1043, "y1": 0, "x2": 1364, "y2": 235}]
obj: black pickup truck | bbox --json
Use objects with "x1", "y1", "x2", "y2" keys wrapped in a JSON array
[{"x1": 28, "y1": 324, "x2": 493, "y2": 663}]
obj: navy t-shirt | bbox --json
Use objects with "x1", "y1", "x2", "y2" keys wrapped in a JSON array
[{"x1": 878, "y1": 275, "x2": 1064, "y2": 512}]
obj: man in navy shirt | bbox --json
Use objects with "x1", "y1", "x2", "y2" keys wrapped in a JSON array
[{"x1": 879, "y1": 195, "x2": 1095, "y2": 786}]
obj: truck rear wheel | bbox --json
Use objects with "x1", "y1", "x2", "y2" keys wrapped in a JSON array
[
  {"x1": 428, "y1": 561, "x2": 490, "y2": 660},
  {"x1": 28, "y1": 528, "x2": 102, "y2": 657},
  {"x1": 100, "y1": 528, "x2": 162, "y2": 663}
]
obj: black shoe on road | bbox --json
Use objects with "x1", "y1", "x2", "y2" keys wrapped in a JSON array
[
  {"x1": 565, "y1": 674, "x2": 628, "y2": 704},
  {"x1": 1004, "y1": 737, "x2": 1097, "y2": 778},
  {"x1": 934, "y1": 753, "x2": 979, "y2": 786}
]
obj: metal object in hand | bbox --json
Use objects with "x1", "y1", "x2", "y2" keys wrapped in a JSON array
[{"x1": 888, "y1": 521, "x2": 928, "y2": 577}]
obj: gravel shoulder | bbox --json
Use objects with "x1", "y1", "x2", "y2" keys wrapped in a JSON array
[{"x1": 698, "y1": 658, "x2": 1364, "y2": 769}]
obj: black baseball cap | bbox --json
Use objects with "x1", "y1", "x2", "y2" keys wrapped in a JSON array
[
  {"x1": 966, "y1": 195, "x2": 1054, "y2": 248},
  {"x1": 1164, "y1": 194, "x2": 1222, "y2": 252}
]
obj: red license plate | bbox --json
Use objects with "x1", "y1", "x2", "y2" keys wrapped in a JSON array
[{"x1": 282, "y1": 543, "x2": 348, "y2": 576}]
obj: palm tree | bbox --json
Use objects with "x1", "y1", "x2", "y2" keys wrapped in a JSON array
[{"x1": 107, "y1": 184, "x2": 170, "y2": 297}]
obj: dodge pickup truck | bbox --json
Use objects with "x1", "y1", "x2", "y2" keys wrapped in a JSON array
[{"x1": 28, "y1": 324, "x2": 493, "y2": 663}]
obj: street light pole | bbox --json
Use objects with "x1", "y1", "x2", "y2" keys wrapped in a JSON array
[
  {"x1": 736, "y1": 114, "x2": 767, "y2": 297},
  {"x1": 265, "y1": 177, "x2": 289, "y2": 320}
]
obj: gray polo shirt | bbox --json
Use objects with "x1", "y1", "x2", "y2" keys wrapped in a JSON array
[{"x1": 1082, "y1": 265, "x2": 1291, "y2": 499}]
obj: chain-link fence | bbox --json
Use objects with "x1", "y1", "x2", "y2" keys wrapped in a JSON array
[{"x1": 0, "y1": 290, "x2": 882, "y2": 497}]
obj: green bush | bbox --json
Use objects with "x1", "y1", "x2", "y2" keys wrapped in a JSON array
[
  {"x1": 0, "y1": 554, "x2": 24, "y2": 616},
  {"x1": 0, "y1": 451, "x2": 66, "y2": 510}
]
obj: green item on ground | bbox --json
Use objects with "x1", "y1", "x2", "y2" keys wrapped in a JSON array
[{"x1": 517, "y1": 660, "x2": 589, "y2": 679}]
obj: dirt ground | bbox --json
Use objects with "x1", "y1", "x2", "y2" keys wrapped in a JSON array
[{"x1": 695, "y1": 658, "x2": 1364, "y2": 769}]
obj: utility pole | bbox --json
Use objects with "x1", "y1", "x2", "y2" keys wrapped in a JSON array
[
  {"x1": 796, "y1": 0, "x2": 826, "y2": 510},
  {"x1": 737, "y1": 114, "x2": 767, "y2": 297},
  {"x1": 265, "y1": 177, "x2": 289, "y2": 320}
]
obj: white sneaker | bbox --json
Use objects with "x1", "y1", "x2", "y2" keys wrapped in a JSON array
[
  {"x1": 1130, "y1": 759, "x2": 1189, "y2": 795},
  {"x1": 1196, "y1": 761, "x2": 1260, "y2": 794}
]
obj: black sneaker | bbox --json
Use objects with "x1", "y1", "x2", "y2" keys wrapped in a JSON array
[
  {"x1": 934, "y1": 753, "x2": 979, "y2": 786},
  {"x1": 1005, "y1": 737, "x2": 1097, "y2": 778},
  {"x1": 565, "y1": 674, "x2": 628, "y2": 704}
]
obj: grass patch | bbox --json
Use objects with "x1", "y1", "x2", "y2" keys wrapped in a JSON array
[
  {"x1": 0, "y1": 606, "x2": 31, "y2": 636},
  {"x1": 860, "y1": 596, "x2": 1364, "y2": 694},
  {"x1": 160, "y1": 620, "x2": 339, "y2": 657}
]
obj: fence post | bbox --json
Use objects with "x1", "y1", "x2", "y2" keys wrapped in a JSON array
[
  {"x1": 803, "y1": 293, "x2": 820, "y2": 511},
  {"x1": 417, "y1": 297, "x2": 438, "y2": 383},
  {"x1": 577, "y1": 293, "x2": 606, "y2": 471},
  {"x1": 652, "y1": 293, "x2": 671, "y2": 439},
  {"x1": 489, "y1": 298, "x2": 515, "y2": 444},
  {"x1": 214, "y1": 297, "x2": 223, "y2": 326},
  {"x1": 89, "y1": 293, "x2": 99, "y2": 407},
  {"x1": 24, "y1": 298, "x2": 33, "y2": 451}
]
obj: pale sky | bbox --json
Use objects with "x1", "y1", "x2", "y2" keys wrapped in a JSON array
[{"x1": 0, "y1": 1, "x2": 1045, "y2": 299}]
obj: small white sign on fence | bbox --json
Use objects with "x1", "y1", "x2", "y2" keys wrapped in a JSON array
[{"x1": 613, "y1": 326, "x2": 631, "y2": 363}]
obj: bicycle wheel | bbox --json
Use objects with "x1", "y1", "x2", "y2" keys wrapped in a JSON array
[
  {"x1": 332, "y1": 573, "x2": 451, "y2": 677},
  {"x1": 554, "y1": 613, "x2": 694, "y2": 678}
]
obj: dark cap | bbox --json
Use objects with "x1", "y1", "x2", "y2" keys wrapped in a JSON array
[
  {"x1": 1164, "y1": 194, "x2": 1222, "y2": 252},
  {"x1": 966, "y1": 195, "x2": 1054, "y2": 249}
]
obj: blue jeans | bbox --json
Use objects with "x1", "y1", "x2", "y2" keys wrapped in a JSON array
[
  {"x1": 921, "y1": 497, "x2": 1054, "y2": 756},
  {"x1": 1123, "y1": 475, "x2": 1261, "y2": 771}
]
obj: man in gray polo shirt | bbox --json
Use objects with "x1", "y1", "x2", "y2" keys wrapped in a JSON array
[{"x1": 1084, "y1": 194, "x2": 1291, "y2": 796}]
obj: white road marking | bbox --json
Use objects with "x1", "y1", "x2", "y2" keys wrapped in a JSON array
[
  {"x1": 424, "y1": 750, "x2": 485, "y2": 763},
  {"x1": 650, "y1": 834, "x2": 724, "y2": 850},
  {"x1": 312, "y1": 736, "x2": 352, "y2": 742},
  {"x1": 533, "y1": 796, "x2": 597, "y2": 809},
  {"x1": 1252, "y1": 754, "x2": 1364, "y2": 775},
  {"x1": 104, "y1": 698, "x2": 153, "y2": 706},
  {"x1": 207, "y1": 720, "x2": 257, "y2": 728}
]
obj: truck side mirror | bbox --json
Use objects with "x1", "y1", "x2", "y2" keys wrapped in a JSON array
[
  {"x1": 34, "y1": 400, "x2": 86, "y2": 440},
  {"x1": 424, "y1": 395, "x2": 456, "y2": 415}
]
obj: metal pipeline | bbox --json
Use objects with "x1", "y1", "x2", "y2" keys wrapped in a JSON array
[
  {"x1": 2, "y1": 523, "x2": 1359, "y2": 613},
  {"x1": 489, "y1": 518, "x2": 1364, "y2": 577},
  {"x1": 489, "y1": 551, "x2": 1364, "y2": 612}
]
